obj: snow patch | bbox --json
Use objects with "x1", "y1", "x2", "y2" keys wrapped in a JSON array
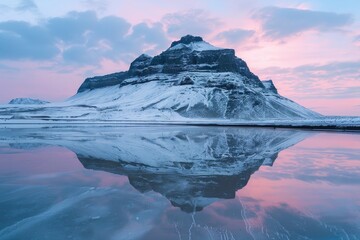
[{"x1": 168, "y1": 41, "x2": 222, "y2": 52}]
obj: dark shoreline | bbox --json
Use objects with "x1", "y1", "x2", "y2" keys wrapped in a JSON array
[{"x1": 0, "y1": 119, "x2": 359, "y2": 132}]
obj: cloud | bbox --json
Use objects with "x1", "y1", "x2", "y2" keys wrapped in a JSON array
[
  {"x1": 0, "y1": 11, "x2": 170, "y2": 66},
  {"x1": 254, "y1": 7, "x2": 353, "y2": 39},
  {"x1": 81, "y1": 0, "x2": 107, "y2": 12},
  {"x1": 354, "y1": 34, "x2": 360, "y2": 43},
  {"x1": 124, "y1": 22, "x2": 169, "y2": 55},
  {"x1": 216, "y1": 29, "x2": 255, "y2": 45},
  {"x1": 0, "y1": 63, "x2": 17, "y2": 72},
  {"x1": 162, "y1": 9, "x2": 221, "y2": 38},
  {"x1": 62, "y1": 45, "x2": 101, "y2": 65},
  {"x1": 46, "y1": 11, "x2": 100, "y2": 44},
  {"x1": 0, "y1": 21, "x2": 59, "y2": 60},
  {"x1": 16, "y1": 0, "x2": 38, "y2": 12},
  {"x1": 0, "y1": 4, "x2": 10, "y2": 12},
  {"x1": 258, "y1": 61, "x2": 360, "y2": 99},
  {"x1": 293, "y1": 61, "x2": 360, "y2": 78}
]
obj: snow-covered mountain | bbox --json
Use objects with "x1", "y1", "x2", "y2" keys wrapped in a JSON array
[
  {"x1": 0, "y1": 126, "x2": 310, "y2": 212},
  {"x1": 0, "y1": 35, "x2": 322, "y2": 121},
  {"x1": 8, "y1": 98, "x2": 49, "y2": 105}
]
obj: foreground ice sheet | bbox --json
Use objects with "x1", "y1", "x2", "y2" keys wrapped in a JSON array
[{"x1": 0, "y1": 126, "x2": 359, "y2": 240}]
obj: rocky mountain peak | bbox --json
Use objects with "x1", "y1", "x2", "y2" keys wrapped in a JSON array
[
  {"x1": 129, "y1": 54, "x2": 153, "y2": 72},
  {"x1": 78, "y1": 35, "x2": 261, "y2": 93},
  {"x1": 126, "y1": 35, "x2": 258, "y2": 80},
  {"x1": 170, "y1": 35, "x2": 204, "y2": 48},
  {"x1": 262, "y1": 80, "x2": 278, "y2": 94}
]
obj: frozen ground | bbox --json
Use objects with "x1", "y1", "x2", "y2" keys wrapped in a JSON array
[{"x1": 0, "y1": 116, "x2": 359, "y2": 130}]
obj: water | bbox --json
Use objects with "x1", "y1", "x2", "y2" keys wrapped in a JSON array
[{"x1": 0, "y1": 126, "x2": 359, "y2": 240}]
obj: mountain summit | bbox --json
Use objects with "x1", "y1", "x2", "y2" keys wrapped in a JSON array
[
  {"x1": 77, "y1": 35, "x2": 259, "y2": 93},
  {"x1": 73, "y1": 35, "x2": 320, "y2": 120},
  {"x1": 170, "y1": 35, "x2": 204, "y2": 47}
]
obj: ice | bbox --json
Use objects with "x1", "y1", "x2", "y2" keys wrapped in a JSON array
[
  {"x1": 0, "y1": 126, "x2": 359, "y2": 239},
  {"x1": 0, "y1": 126, "x2": 311, "y2": 213}
]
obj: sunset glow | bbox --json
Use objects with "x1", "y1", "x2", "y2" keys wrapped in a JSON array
[{"x1": 0, "y1": 0, "x2": 359, "y2": 115}]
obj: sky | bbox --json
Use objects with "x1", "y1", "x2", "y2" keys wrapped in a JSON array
[{"x1": 0, "y1": 0, "x2": 359, "y2": 116}]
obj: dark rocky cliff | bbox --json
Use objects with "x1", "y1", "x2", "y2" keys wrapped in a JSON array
[{"x1": 78, "y1": 35, "x2": 262, "y2": 93}]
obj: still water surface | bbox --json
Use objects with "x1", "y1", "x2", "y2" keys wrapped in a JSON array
[{"x1": 0, "y1": 126, "x2": 359, "y2": 240}]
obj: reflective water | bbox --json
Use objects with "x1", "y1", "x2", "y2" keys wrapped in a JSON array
[{"x1": 0, "y1": 126, "x2": 359, "y2": 240}]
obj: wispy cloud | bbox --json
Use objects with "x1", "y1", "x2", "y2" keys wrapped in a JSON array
[
  {"x1": 162, "y1": 9, "x2": 221, "y2": 38},
  {"x1": 254, "y1": 7, "x2": 353, "y2": 40},
  {"x1": 0, "y1": 62, "x2": 18, "y2": 72},
  {"x1": 16, "y1": 0, "x2": 37, "y2": 12},
  {"x1": 215, "y1": 28, "x2": 255, "y2": 45},
  {"x1": 0, "y1": 3, "x2": 11, "y2": 12},
  {"x1": 354, "y1": 34, "x2": 360, "y2": 42},
  {"x1": 81, "y1": 0, "x2": 107, "y2": 12},
  {"x1": 258, "y1": 61, "x2": 360, "y2": 99}
]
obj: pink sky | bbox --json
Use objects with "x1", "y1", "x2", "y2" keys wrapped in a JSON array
[{"x1": 0, "y1": 0, "x2": 359, "y2": 116}]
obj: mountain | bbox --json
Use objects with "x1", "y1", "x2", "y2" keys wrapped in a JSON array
[
  {"x1": 0, "y1": 35, "x2": 322, "y2": 121},
  {"x1": 71, "y1": 35, "x2": 320, "y2": 120},
  {"x1": 0, "y1": 126, "x2": 310, "y2": 212},
  {"x1": 8, "y1": 98, "x2": 49, "y2": 105}
]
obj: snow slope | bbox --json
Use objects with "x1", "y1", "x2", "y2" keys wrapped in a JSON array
[
  {"x1": 0, "y1": 72, "x2": 321, "y2": 121},
  {"x1": 167, "y1": 40, "x2": 222, "y2": 51}
]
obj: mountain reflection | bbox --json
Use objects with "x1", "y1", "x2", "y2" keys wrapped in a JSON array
[
  {"x1": 1, "y1": 126, "x2": 310, "y2": 212},
  {"x1": 54, "y1": 126, "x2": 311, "y2": 212}
]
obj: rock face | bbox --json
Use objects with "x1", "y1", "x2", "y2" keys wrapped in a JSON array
[
  {"x1": 169, "y1": 35, "x2": 203, "y2": 47},
  {"x1": 8, "y1": 98, "x2": 49, "y2": 105},
  {"x1": 74, "y1": 35, "x2": 320, "y2": 120},
  {"x1": 77, "y1": 72, "x2": 129, "y2": 92},
  {"x1": 78, "y1": 35, "x2": 261, "y2": 92},
  {"x1": 262, "y1": 80, "x2": 278, "y2": 94}
]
